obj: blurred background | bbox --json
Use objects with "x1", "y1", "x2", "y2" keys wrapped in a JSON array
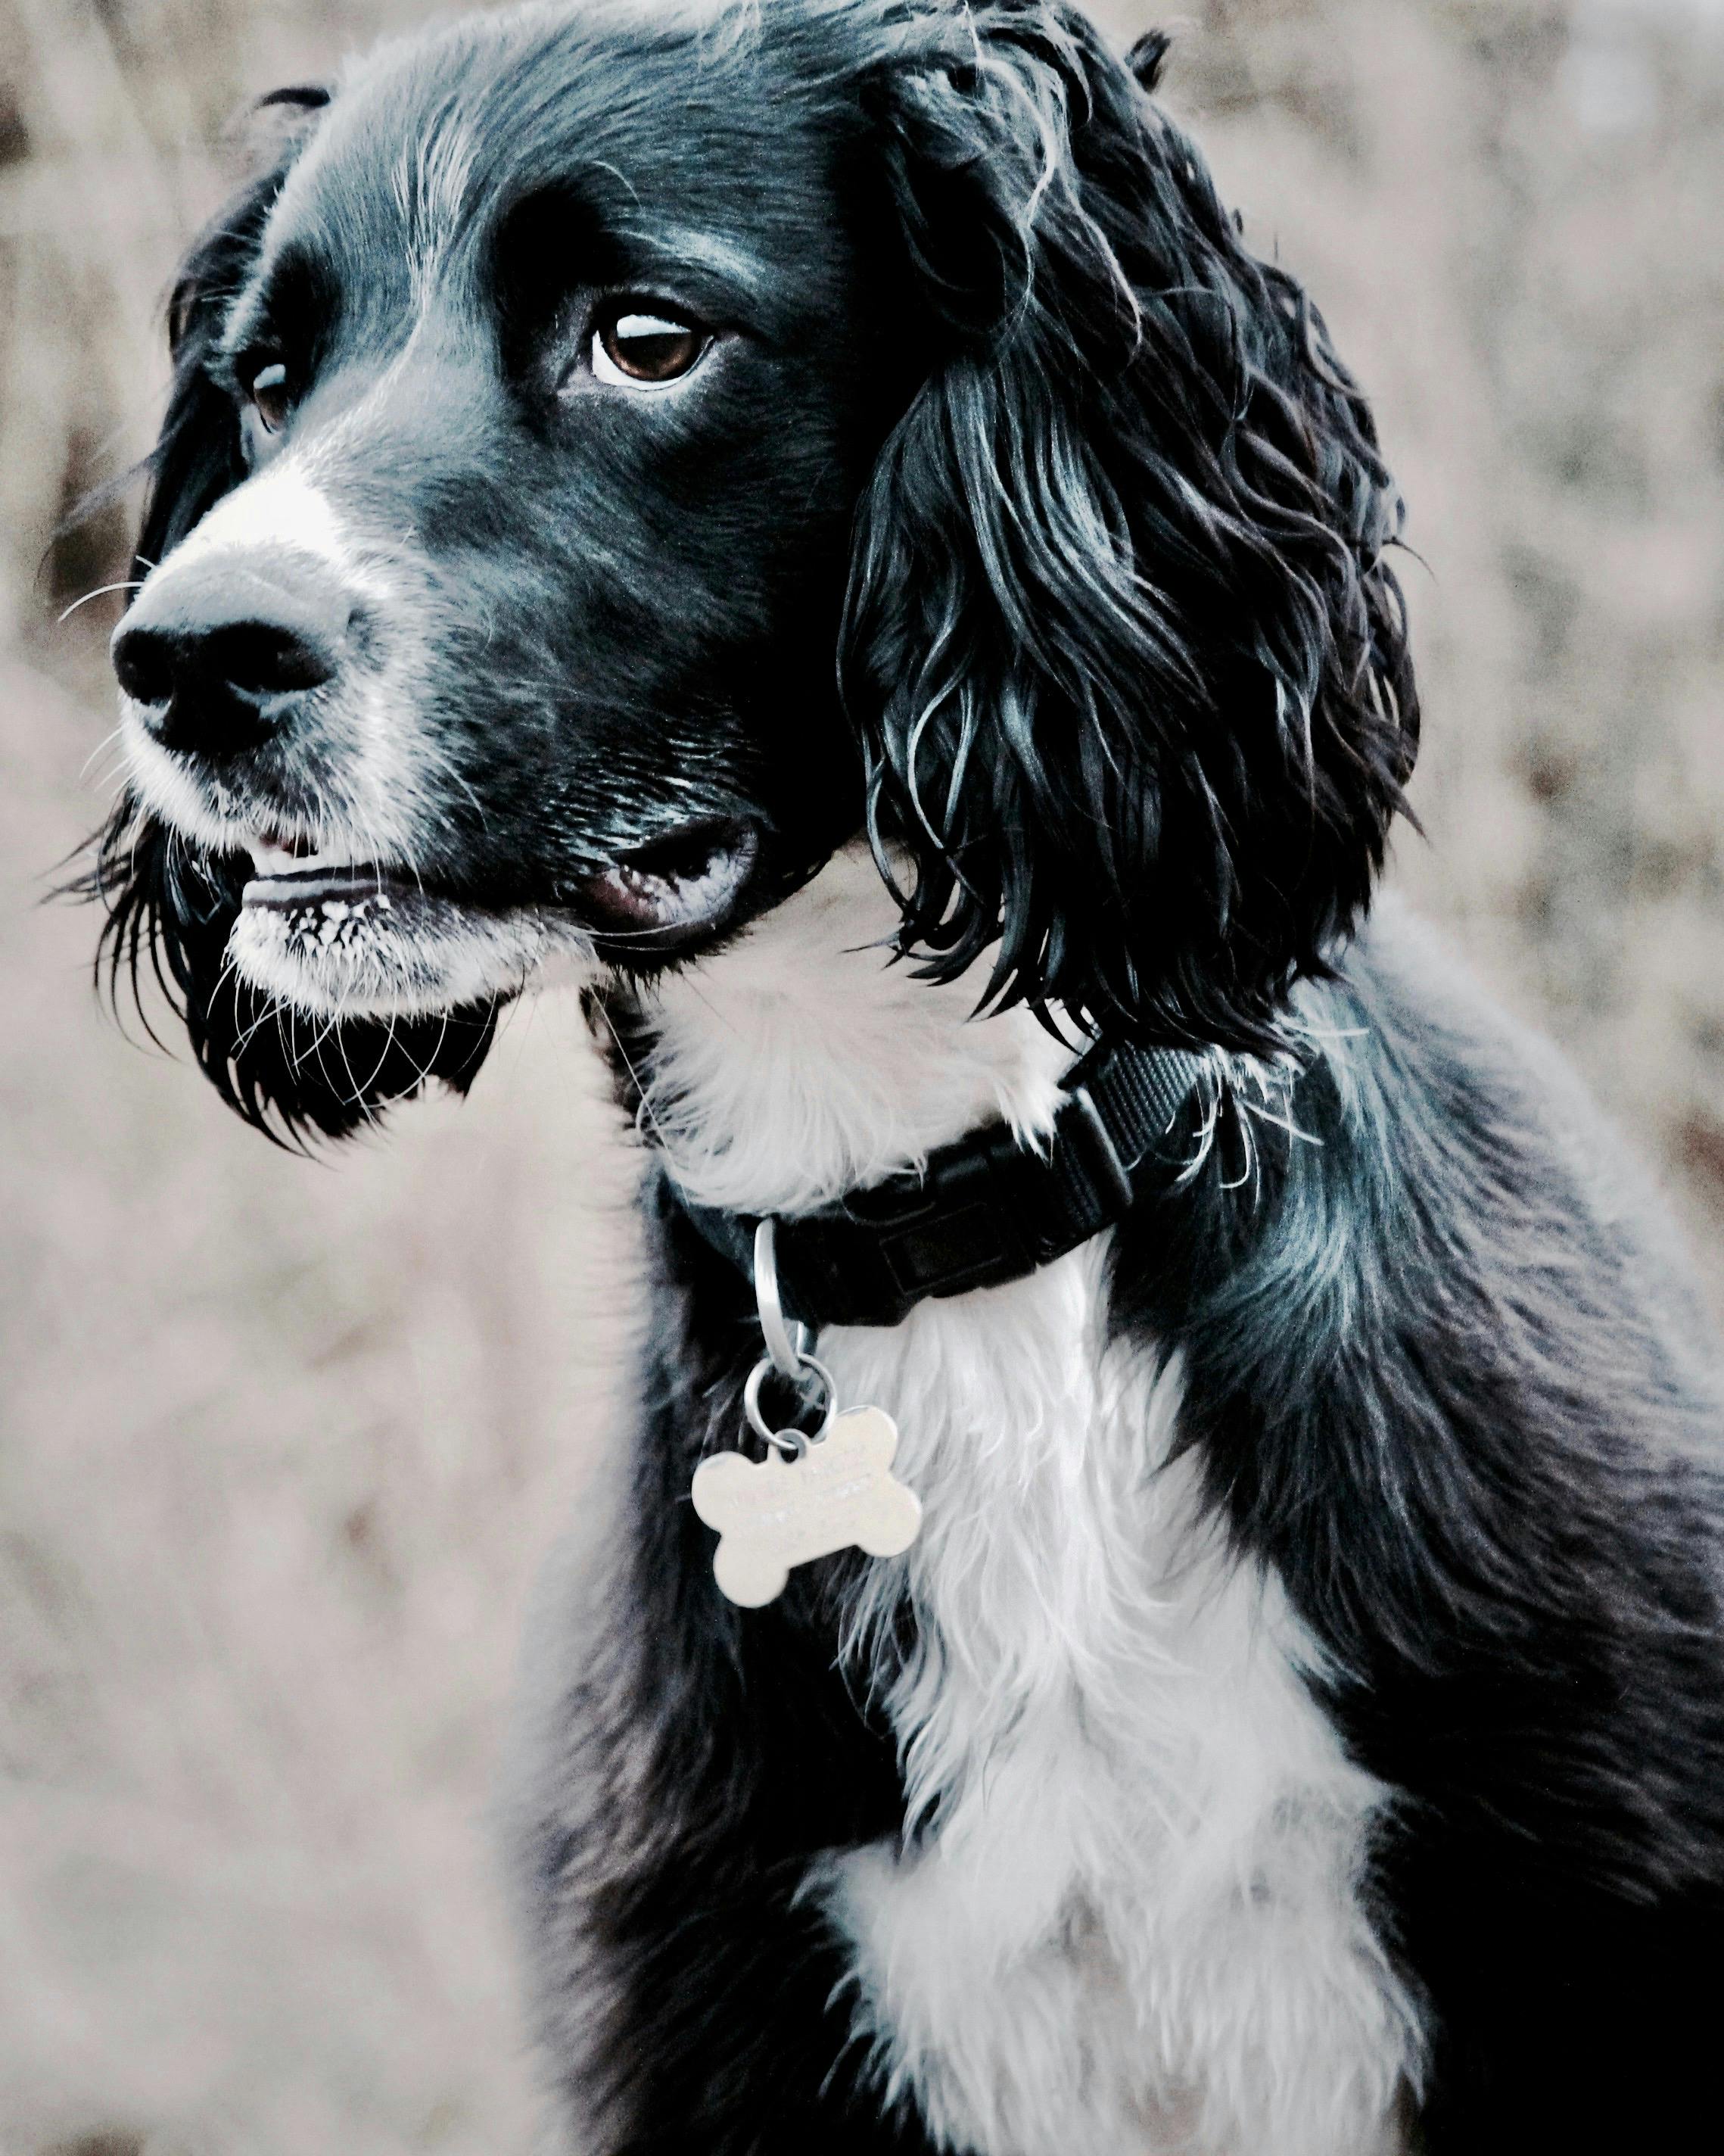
[{"x1": 1, "y1": 0, "x2": 1720, "y2": 2150}]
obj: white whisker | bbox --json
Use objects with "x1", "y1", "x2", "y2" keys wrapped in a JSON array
[
  {"x1": 81, "y1": 724, "x2": 129, "y2": 784},
  {"x1": 59, "y1": 580, "x2": 145, "y2": 625}
]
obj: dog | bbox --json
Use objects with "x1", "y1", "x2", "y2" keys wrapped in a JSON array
[{"x1": 89, "y1": 2, "x2": 1724, "y2": 2150}]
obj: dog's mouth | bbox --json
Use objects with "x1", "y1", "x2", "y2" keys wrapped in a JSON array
[
  {"x1": 240, "y1": 817, "x2": 762, "y2": 952},
  {"x1": 226, "y1": 812, "x2": 766, "y2": 1016}
]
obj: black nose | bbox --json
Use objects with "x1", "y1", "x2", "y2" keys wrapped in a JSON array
[{"x1": 112, "y1": 553, "x2": 345, "y2": 762}]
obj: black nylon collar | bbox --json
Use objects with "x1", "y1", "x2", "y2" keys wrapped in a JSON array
[{"x1": 666, "y1": 1039, "x2": 1215, "y2": 1331}]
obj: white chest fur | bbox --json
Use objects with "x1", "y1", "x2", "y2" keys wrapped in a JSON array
[
  {"x1": 814, "y1": 1266, "x2": 1420, "y2": 2156},
  {"x1": 639, "y1": 850, "x2": 1423, "y2": 2156}
]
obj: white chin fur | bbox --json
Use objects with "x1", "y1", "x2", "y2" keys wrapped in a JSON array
[{"x1": 226, "y1": 896, "x2": 587, "y2": 1018}]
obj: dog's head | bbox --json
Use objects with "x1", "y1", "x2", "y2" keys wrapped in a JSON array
[{"x1": 94, "y1": 0, "x2": 1416, "y2": 1137}]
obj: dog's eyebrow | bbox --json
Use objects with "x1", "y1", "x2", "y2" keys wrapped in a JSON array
[
  {"x1": 498, "y1": 175, "x2": 781, "y2": 334},
  {"x1": 212, "y1": 241, "x2": 337, "y2": 379},
  {"x1": 607, "y1": 226, "x2": 773, "y2": 310}
]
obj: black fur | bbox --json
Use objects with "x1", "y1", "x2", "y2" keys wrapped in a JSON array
[
  {"x1": 86, "y1": 3, "x2": 1724, "y2": 2149},
  {"x1": 514, "y1": 1186, "x2": 941, "y2": 2156},
  {"x1": 845, "y1": 3, "x2": 1414, "y2": 1057},
  {"x1": 1109, "y1": 921, "x2": 1724, "y2": 2151}
]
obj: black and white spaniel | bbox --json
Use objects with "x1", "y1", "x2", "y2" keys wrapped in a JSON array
[{"x1": 90, "y1": 2, "x2": 1724, "y2": 2150}]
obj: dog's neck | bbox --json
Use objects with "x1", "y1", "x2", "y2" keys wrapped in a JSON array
[{"x1": 602, "y1": 843, "x2": 1075, "y2": 1219}]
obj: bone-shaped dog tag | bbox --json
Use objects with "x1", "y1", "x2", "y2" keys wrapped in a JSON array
[{"x1": 691, "y1": 1406, "x2": 923, "y2": 1609}]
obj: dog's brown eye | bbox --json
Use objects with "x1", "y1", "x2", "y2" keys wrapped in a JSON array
[
  {"x1": 247, "y1": 359, "x2": 294, "y2": 434},
  {"x1": 592, "y1": 307, "x2": 707, "y2": 387}
]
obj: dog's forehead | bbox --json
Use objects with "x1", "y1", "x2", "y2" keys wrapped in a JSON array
[{"x1": 261, "y1": 1, "x2": 855, "y2": 310}]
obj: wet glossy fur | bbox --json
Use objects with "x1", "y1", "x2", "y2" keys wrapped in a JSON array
[{"x1": 88, "y1": 3, "x2": 1724, "y2": 2151}]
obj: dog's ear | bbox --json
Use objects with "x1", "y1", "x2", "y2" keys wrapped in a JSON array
[
  {"x1": 136, "y1": 82, "x2": 331, "y2": 571},
  {"x1": 844, "y1": 3, "x2": 1417, "y2": 1058},
  {"x1": 89, "y1": 118, "x2": 498, "y2": 1141},
  {"x1": 136, "y1": 166, "x2": 277, "y2": 574}
]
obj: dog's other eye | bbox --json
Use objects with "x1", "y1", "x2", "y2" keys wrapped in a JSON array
[
  {"x1": 247, "y1": 358, "x2": 294, "y2": 434},
  {"x1": 590, "y1": 307, "x2": 708, "y2": 388}
]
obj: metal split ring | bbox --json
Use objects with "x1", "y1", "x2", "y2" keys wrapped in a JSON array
[
  {"x1": 752, "y1": 1218, "x2": 809, "y2": 1377},
  {"x1": 742, "y1": 1351, "x2": 837, "y2": 1455}
]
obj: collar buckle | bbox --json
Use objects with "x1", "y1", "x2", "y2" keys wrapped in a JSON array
[
  {"x1": 876, "y1": 1120, "x2": 1041, "y2": 1307},
  {"x1": 782, "y1": 1123, "x2": 1039, "y2": 1329},
  {"x1": 1060, "y1": 1083, "x2": 1137, "y2": 1217}
]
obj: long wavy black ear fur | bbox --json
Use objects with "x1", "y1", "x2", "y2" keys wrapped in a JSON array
[
  {"x1": 844, "y1": 3, "x2": 1417, "y2": 1058},
  {"x1": 86, "y1": 116, "x2": 496, "y2": 1142}
]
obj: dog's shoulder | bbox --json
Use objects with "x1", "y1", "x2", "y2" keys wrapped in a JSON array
[{"x1": 1334, "y1": 893, "x2": 1723, "y2": 1388}]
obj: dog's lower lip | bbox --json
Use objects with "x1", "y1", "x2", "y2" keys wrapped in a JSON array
[
  {"x1": 235, "y1": 821, "x2": 764, "y2": 946},
  {"x1": 241, "y1": 863, "x2": 403, "y2": 908}
]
